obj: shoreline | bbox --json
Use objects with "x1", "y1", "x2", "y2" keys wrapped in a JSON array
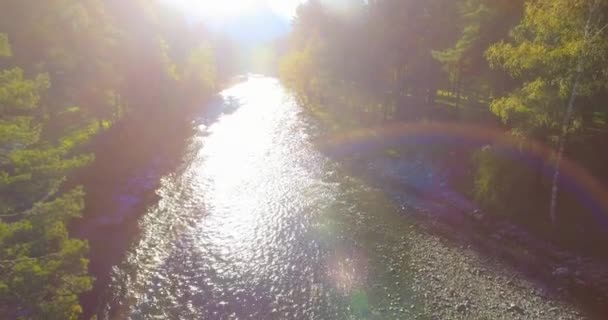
[{"x1": 332, "y1": 139, "x2": 608, "y2": 318}]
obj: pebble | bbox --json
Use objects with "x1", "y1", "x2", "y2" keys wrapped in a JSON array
[
  {"x1": 508, "y1": 303, "x2": 525, "y2": 315},
  {"x1": 456, "y1": 303, "x2": 468, "y2": 312}
]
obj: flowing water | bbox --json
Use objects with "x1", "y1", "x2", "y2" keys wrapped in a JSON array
[{"x1": 100, "y1": 76, "x2": 419, "y2": 319}]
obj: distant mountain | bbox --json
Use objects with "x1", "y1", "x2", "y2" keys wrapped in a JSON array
[{"x1": 206, "y1": 6, "x2": 292, "y2": 47}]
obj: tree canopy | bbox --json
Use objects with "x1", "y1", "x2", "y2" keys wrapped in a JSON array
[
  {"x1": 280, "y1": 0, "x2": 608, "y2": 234},
  {"x1": 0, "y1": 1, "x2": 233, "y2": 318}
]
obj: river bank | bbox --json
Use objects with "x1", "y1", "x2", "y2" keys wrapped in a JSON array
[
  {"x1": 320, "y1": 126, "x2": 608, "y2": 319},
  {"x1": 74, "y1": 76, "x2": 606, "y2": 319},
  {"x1": 73, "y1": 95, "x2": 224, "y2": 318}
]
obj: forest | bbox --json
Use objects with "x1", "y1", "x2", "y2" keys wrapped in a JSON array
[
  {"x1": 0, "y1": 1, "x2": 232, "y2": 318},
  {"x1": 2, "y1": 0, "x2": 608, "y2": 318},
  {"x1": 280, "y1": 0, "x2": 608, "y2": 246}
]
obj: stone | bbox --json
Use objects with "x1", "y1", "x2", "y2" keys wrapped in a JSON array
[
  {"x1": 456, "y1": 303, "x2": 468, "y2": 312},
  {"x1": 508, "y1": 303, "x2": 525, "y2": 315}
]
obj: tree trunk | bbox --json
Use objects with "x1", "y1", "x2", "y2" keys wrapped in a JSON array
[
  {"x1": 549, "y1": 2, "x2": 595, "y2": 226},
  {"x1": 535, "y1": 143, "x2": 544, "y2": 192},
  {"x1": 455, "y1": 80, "x2": 461, "y2": 108},
  {"x1": 427, "y1": 86, "x2": 437, "y2": 105},
  {"x1": 455, "y1": 63, "x2": 463, "y2": 108},
  {"x1": 549, "y1": 73, "x2": 580, "y2": 226}
]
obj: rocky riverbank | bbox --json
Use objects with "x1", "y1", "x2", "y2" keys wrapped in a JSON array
[
  {"x1": 407, "y1": 228, "x2": 583, "y2": 319},
  {"x1": 331, "y1": 145, "x2": 608, "y2": 319}
]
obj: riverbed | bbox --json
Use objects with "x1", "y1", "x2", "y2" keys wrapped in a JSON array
[{"x1": 85, "y1": 76, "x2": 587, "y2": 319}]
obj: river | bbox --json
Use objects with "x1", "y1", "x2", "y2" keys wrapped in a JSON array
[
  {"x1": 88, "y1": 76, "x2": 592, "y2": 320},
  {"x1": 94, "y1": 76, "x2": 420, "y2": 319}
]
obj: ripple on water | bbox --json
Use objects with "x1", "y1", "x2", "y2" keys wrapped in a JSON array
[
  {"x1": 99, "y1": 77, "x2": 428, "y2": 320},
  {"x1": 103, "y1": 77, "x2": 361, "y2": 319}
]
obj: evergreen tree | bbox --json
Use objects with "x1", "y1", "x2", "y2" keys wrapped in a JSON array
[{"x1": 0, "y1": 34, "x2": 92, "y2": 320}]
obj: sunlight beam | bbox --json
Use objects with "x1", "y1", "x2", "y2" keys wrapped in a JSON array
[{"x1": 160, "y1": 0, "x2": 306, "y2": 20}]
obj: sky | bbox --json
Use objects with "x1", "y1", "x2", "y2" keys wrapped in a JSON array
[
  {"x1": 159, "y1": 0, "x2": 309, "y2": 51},
  {"x1": 158, "y1": 0, "x2": 308, "y2": 72},
  {"x1": 160, "y1": 0, "x2": 307, "y2": 22}
]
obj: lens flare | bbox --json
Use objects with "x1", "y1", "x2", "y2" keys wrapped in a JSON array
[
  {"x1": 322, "y1": 122, "x2": 608, "y2": 222},
  {"x1": 160, "y1": 0, "x2": 304, "y2": 19}
]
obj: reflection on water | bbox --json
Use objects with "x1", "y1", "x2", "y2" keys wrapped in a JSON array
[{"x1": 102, "y1": 77, "x2": 414, "y2": 319}]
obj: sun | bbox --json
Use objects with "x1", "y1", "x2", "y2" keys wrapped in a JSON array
[
  {"x1": 161, "y1": 0, "x2": 304, "y2": 19},
  {"x1": 164, "y1": 0, "x2": 258, "y2": 18}
]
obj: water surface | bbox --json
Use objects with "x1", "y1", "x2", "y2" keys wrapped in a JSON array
[{"x1": 101, "y1": 77, "x2": 416, "y2": 319}]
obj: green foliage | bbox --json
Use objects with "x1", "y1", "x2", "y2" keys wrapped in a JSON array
[
  {"x1": 0, "y1": 33, "x2": 11, "y2": 57},
  {"x1": 181, "y1": 45, "x2": 217, "y2": 95},
  {"x1": 485, "y1": 0, "x2": 608, "y2": 222},
  {"x1": 281, "y1": 0, "x2": 608, "y2": 227},
  {"x1": 433, "y1": 0, "x2": 523, "y2": 102},
  {"x1": 280, "y1": 0, "x2": 491, "y2": 128},
  {"x1": 0, "y1": 2, "x2": 230, "y2": 318},
  {"x1": 489, "y1": 79, "x2": 563, "y2": 134},
  {"x1": 432, "y1": 0, "x2": 488, "y2": 83},
  {"x1": 0, "y1": 33, "x2": 91, "y2": 319},
  {"x1": 0, "y1": 189, "x2": 92, "y2": 320},
  {"x1": 487, "y1": 0, "x2": 608, "y2": 134},
  {"x1": 280, "y1": 43, "x2": 330, "y2": 109},
  {"x1": 0, "y1": 68, "x2": 50, "y2": 113},
  {"x1": 473, "y1": 144, "x2": 536, "y2": 212}
]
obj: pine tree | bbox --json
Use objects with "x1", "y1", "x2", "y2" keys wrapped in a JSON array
[{"x1": 0, "y1": 34, "x2": 93, "y2": 320}]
